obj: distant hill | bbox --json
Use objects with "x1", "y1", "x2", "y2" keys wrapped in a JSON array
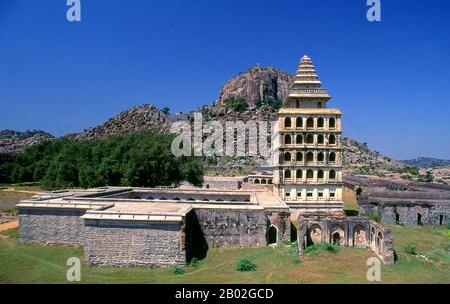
[
  {"x1": 403, "y1": 157, "x2": 450, "y2": 168},
  {"x1": 0, "y1": 130, "x2": 54, "y2": 154},
  {"x1": 72, "y1": 104, "x2": 187, "y2": 140},
  {"x1": 215, "y1": 64, "x2": 292, "y2": 107}
]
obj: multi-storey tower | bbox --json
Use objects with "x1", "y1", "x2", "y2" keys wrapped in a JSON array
[{"x1": 273, "y1": 55, "x2": 343, "y2": 213}]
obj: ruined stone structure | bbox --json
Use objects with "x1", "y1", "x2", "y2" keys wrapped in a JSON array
[
  {"x1": 341, "y1": 175, "x2": 450, "y2": 226},
  {"x1": 17, "y1": 55, "x2": 395, "y2": 268},
  {"x1": 273, "y1": 56, "x2": 343, "y2": 213},
  {"x1": 297, "y1": 215, "x2": 394, "y2": 264}
]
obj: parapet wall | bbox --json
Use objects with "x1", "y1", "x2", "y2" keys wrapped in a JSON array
[{"x1": 297, "y1": 215, "x2": 394, "y2": 265}]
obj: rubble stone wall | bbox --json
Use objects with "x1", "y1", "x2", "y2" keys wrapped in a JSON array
[
  {"x1": 360, "y1": 202, "x2": 450, "y2": 226},
  {"x1": 18, "y1": 208, "x2": 85, "y2": 246},
  {"x1": 83, "y1": 219, "x2": 185, "y2": 267}
]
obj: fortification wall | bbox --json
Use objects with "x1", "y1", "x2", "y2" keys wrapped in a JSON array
[
  {"x1": 83, "y1": 219, "x2": 185, "y2": 267},
  {"x1": 18, "y1": 208, "x2": 86, "y2": 246},
  {"x1": 360, "y1": 202, "x2": 450, "y2": 226}
]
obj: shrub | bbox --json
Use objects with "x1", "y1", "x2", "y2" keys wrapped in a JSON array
[
  {"x1": 404, "y1": 243, "x2": 417, "y2": 255},
  {"x1": 235, "y1": 258, "x2": 257, "y2": 272},
  {"x1": 303, "y1": 243, "x2": 339, "y2": 254},
  {"x1": 344, "y1": 210, "x2": 359, "y2": 217},
  {"x1": 224, "y1": 97, "x2": 248, "y2": 112},
  {"x1": 172, "y1": 266, "x2": 185, "y2": 275},
  {"x1": 367, "y1": 211, "x2": 382, "y2": 223},
  {"x1": 189, "y1": 257, "x2": 200, "y2": 268},
  {"x1": 424, "y1": 249, "x2": 450, "y2": 263},
  {"x1": 0, "y1": 207, "x2": 19, "y2": 215},
  {"x1": 292, "y1": 257, "x2": 301, "y2": 265}
]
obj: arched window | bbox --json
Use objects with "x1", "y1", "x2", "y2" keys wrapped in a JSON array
[
  {"x1": 296, "y1": 134, "x2": 303, "y2": 145},
  {"x1": 329, "y1": 117, "x2": 336, "y2": 129},
  {"x1": 318, "y1": 134, "x2": 324, "y2": 145},
  {"x1": 284, "y1": 169, "x2": 291, "y2": 179},
  {"x1": 261, "y1": 179, "x2": 267, "y2": 184},
  {"x1": 296, "y1": 117, "x2": 303, "y2": 128},
  {"x1": 306, "y1": 152, "x2": 314, "y2": 163},
  {"x1": 318, "y1": 117, "x2": 324, "y2": 128},
  {"x1": 285, "y1": 134, "x2": 292, "y2": 145},
  {"x1": 284, "y1": 117, "x2": 292, "y2": 128},
  {"x1": 306, "y1": 169, "x2": 314, "y2": 179},
  {"x1": 329, "y1": 170, "x2": 336, "y2": 180},
  {"x1": 296, "y1": 152, "x2": 303, "y2": 162},
  {"x1": 284, "y1": 152, "x2": 291, "y2": 162},
  {"x1": 318, "y1": 170, "x2": 324, "y2": 179},
  {"x1": 306, "y1": 117, "x2": 314, "y2": 129},
  {"x1": 317, "y1": 152, "x2": 324, "y2": 162},
  {"x1": 329, "y1": 134, "x2": 336, "y2": 145},
  {"x1": 306, "y1": 134, "x2": 314, "y2": 144},
  {"x1": 329, "y1": 152, "x2": 336, "y2": 163},
  {"x1": 296, "y1": 169, "x2": 303, "y2": 179},
  {"x1": 255, "y1": 179, "x2": 260, "y2": 184}
]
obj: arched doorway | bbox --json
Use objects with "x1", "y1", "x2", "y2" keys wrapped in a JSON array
[
  {"x1": 267, "y1": 225, "x2": 278, "y2": 245},
  {"x1": 376, "y1": 232, "x2": 383, "y2": 255},
  {"x1": 353, "y1": 225, "x2": 366, "y2": 247},
  {"x1": 307, "y1": 224, "x2": 322, "y2": 246},
  {"x1": 331, "y1": 227, "x2": 344, "y2": 246}
]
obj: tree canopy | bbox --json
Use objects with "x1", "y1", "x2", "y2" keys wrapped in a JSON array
[{"x1": 2, "y1": 131, "x2": 203, "y2": 190}]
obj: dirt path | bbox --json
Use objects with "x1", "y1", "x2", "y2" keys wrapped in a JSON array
[
  {"x1": 0, "y1": 220, "x2": 18, "y2": 237},
  {"x1": 2, "y1": 188, "x2": 40, "y2": 194}
]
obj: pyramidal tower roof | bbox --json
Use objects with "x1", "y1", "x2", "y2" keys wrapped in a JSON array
[
  {"x1": 293, "y1": 55, "x2": 322, "y2": 85},
  {"x1": 285, "y1": 55, "x2": 331, "y2": 105}
]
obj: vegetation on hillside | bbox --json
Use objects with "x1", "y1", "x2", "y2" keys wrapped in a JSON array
[
  {"x1": 255, "y1": 98, "x2": 283, "y2": 111},
  {"x1": 224, "y1": 97, "x2": 248, "y2": 112},
  {"x1": 0, "y1": 131, "x2": 203, "y2": 190}
]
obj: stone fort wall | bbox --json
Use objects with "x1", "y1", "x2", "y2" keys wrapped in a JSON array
[
  {"x1": 360, "y1": 202, "x2": 450, "y2": 226},
  {"x1": 83, "y1": 219, "x2": 186, "y2": 267},
  {"x1": 194, "y1": 208, "x2": 274, "y2": 247},
  {"x1": 18, "y1": 208, "x2": 86, "y2": 246}
]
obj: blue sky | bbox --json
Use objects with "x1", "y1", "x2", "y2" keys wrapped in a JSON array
[{"x1": 1, "y1": 0, "x2": 449, "y2": 159}]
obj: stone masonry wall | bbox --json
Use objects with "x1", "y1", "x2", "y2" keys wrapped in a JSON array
[
  {"x1": 18, "y1": 208, "x2": 86, "y2": 246},
  {"x1": 83, "y1": 219, "x2": 185, "y2": 267},
  {"x1": 194, "y1": 208, "x2": 268, "y2": 247},
  {"x1": 360, "y1": 202, "x2": 450, "y2": 226}
]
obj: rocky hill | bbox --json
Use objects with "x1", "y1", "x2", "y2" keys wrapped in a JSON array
[
  {"x1": 215, "y1": 64, "x2": 292, "y2": 107},
  {"x1": 0, "y1": 130, "x2": 54, "y2": 154},
  {"x1": 74, "y1": 104, "x2": 187, "y2": 140},
  {"x1": 403, "y1": 157, "x2": 450, "y2": 168},
  {"x1": 342, "y1": 137, "x2": 405, "y2": 174}
]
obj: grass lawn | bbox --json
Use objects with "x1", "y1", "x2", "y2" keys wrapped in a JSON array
[{"x1": 0, "y1": 225, "x2": 449, "y2": 284}]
